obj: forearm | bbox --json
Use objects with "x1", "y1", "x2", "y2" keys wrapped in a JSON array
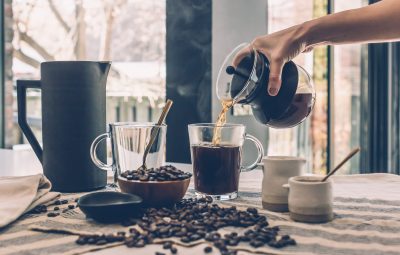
[{"x1": 302, "y1": 0, "x2": 400, "y2": 47}]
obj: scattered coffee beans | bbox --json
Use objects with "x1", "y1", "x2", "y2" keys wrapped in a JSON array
[
  {"x1": 47, "y1": 212, "x2": 59, "y2": 217},
  {"x1": 75, "y1": 197, "x2": 296, "y2": 253},
  {"x1": 120, "y1": 165, "x2": 192, "y2": 182},
  {"x1": 30, "y1": 205, "x2": 47, "y2": 214}
]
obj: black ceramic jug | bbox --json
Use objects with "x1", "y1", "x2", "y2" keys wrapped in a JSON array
[{"x1": 17, "y1": 61, "x2": 111, "y2": 192}]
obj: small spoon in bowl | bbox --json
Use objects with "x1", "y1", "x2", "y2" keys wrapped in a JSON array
[
  {"x1": 321, "y1": 147, "x2": 361, "y2": 182},
  {"x1": 138, "y1": 99, "x2": 173, "y2": 171}
]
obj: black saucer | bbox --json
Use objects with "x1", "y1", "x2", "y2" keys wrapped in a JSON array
[{"x1": 78, "y1": 191, "x2": 143, "y2": 223}]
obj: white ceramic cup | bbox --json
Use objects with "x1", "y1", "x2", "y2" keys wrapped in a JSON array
[
  {"x1": 261, "y1": 156, "x2": 306, "y2": 212},
  {"x1": 284, "y1": 175, "x2": 333, "y2": 223}
]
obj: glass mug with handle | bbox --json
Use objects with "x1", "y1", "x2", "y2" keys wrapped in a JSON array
[
  {"x1": 188, "y1": 123, "x2": 264, "y2": 200},
  {"x1": 90, "y1": 122, "x2": 167, "y2": 184}
]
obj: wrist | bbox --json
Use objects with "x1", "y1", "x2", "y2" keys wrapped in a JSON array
[{"x1": 297, "y1": 20, "x2": 320, "y2": 48}]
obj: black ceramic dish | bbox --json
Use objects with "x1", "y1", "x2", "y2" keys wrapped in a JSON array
[{"x1": 78, "y1": 191, "x2": 143, "y2": 223}]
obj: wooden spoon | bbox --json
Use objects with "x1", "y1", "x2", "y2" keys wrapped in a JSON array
[
  {"x1": 321, "y1": 147, "x2": 361, "y2": 182},
  {"x1": 138, "y1": 99, "x2": 173, "y2": 170}
]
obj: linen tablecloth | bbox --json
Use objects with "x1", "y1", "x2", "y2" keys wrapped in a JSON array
[{"x1": 0, "y1": 172, "x2": 400, "y2": 255}]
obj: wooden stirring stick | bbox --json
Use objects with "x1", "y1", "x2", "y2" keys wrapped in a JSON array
[
  {"x1": 139, "y1": 99, "x2": 173, "y2": 170},
  {"x1": 321, "y1": 147, "x2": 361, "y2": 182}
]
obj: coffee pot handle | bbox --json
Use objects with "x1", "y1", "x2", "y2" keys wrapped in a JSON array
[
  {"x1": 17, "y1": 80, "x2": 43, "y2": 164},
  {"x1": 241, "y1": 134, "x2": 264, "y2": 172},
  {"x1": 90, "y1": 133, "x2": 113, "y2": 170}
]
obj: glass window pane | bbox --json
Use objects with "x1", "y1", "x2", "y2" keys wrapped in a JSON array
[
  {"x1": 267, "y1": 0, "x2": 328, "y2": 174},
  {"x1": 7, "y1": 0, "x2": 166, "y2": 146},
  {"x1": 333, "y1": 0, "x2": 368, "y2": 174}
]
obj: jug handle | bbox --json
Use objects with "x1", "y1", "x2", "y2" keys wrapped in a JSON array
[{"x1": 17, "y1": 80, "x2": 43, "y2": 164}]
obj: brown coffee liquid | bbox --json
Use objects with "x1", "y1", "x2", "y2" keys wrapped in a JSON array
[
  {"x1": 266, "y1": 93, "x2": 313, "y2": 128},
  {"x1": 212, "y1": 99, "x2": 234, "y2": 145},
  {"x1": 191, "y1": 144, "x2": 241, "y2": 195}
]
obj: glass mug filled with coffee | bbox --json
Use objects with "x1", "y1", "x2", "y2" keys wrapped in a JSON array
[{"x1": 188, "y1": 123, "x2": 264, "y2": 200}]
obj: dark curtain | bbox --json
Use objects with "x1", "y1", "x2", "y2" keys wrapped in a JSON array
[{"x1": 165, "y1": 0, "x2": 212, "y2": 163}]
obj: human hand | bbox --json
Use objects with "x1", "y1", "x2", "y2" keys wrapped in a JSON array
[{"x1": 233, "y1": 24, "x2": 311, "y2": 96}]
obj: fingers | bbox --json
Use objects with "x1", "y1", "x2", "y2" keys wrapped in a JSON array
[
  {"x1": 268, "y1": 59, "x2": 284, "y2": 96},
  {"x1": 232, "y1": 44, "x2": 253, "y2": 68}
]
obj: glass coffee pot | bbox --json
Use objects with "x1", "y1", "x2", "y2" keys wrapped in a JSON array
[{"x1": 216, "y1": 43, "x2": 316, "y2": 128}]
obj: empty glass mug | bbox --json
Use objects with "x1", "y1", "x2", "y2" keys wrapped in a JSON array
[
  {"x1": 90, "y1": 122, "x2": 166, "y2": 183},
  {"x1": 188, "y1": 123, "x2": 264, "y2": 200}
]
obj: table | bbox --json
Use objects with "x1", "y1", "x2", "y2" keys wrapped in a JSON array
[{"x1": 1, "y1": 149, "x2": 400, "y2": 255}]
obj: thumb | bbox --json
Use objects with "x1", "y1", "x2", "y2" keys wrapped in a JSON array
[{"x1": 268, "y1": 59, "x2": 284, "y2": 96}]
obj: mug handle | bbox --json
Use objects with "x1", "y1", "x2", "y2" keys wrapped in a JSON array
[
  {"x1": 241, "y1": 134, "x2": 264, "y2": 172},
  {"x1": 90, "y1": 133, "x2": 113, "y2": 171}
]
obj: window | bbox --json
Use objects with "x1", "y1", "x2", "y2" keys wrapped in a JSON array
[
  {"x1": 266, "y1": 0, "x2": 328, "y2": 174},
  {"x1": 5, "y1": 0, "x2": 166, "y2": 147},
  {"x1": 332, "y1": 0, "x2": 368, "y2": 173},
  {"x1": 1, "y1": 0, "x2": 394, "y2": 173}
]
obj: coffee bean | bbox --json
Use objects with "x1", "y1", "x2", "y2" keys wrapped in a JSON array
[
  {"x1": 54, "y1": 200, "x2": 62, "y2": 205},
  {"x1": 47, "y1": 212, "x2": 59, "y2": 217},
  {"x1": 96, "y1": 239, "x2": 107, "y2": 245},
  {"x1": 286, "y1": 238, "x2": 296, "y2": 245},
  {"x1": 162, "y1": 241, "x2": 172, "y2": 249},
  {"x1": 139, "y1": 174, "x2": 149, "y2": 181},
  {"x1": 87, "y1": 238, "x2": 97, "y2": 244},
  {"x1": 180, "y1": 236, "x2": 191, "y2": 243},
  {"x1": 54, "y1": 207, "x2": 60, "y2": 211},
  {"x1": 272, "y1": 226, "x2": 280, "y2": 232},
  {"x1": 204, "y1": 246, "x2": 212, "y2": 253},
  {"x1": 134, "y1": 239, "x2": 146, "y2": 247},
  {"x1": 190, "y1": 234, "x2": 201, "y2": 241},
  {"x1": 247, "y1": 207, "x2": 258, "y2": 215},
  {"x1": 250, "y1": 240, "x2": 264, "y2": 248},
  {"x1": 61, "y1": 199, "x2": 68, "y2": 204},
  {"x1": 170, "y1": 246, "x2": 178, "y2": 254},
  {"x1": 155, "y1": 252, "x2": 166, "y2": 255},
  {"x1": 68, "y1": 205, "x2": 75, "y2": 209},
  {"x1": 76, "y1": 236, "x2": 87, "y2": 245}
]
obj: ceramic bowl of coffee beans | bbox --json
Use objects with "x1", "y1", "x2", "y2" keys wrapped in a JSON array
[{"x1": 118, "y1": 165, "x2": 192, "y2": 207}]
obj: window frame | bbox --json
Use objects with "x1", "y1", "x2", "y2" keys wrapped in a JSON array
[{"x1": 0, "y1": 0, "x2": 5, "y2": 148}]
